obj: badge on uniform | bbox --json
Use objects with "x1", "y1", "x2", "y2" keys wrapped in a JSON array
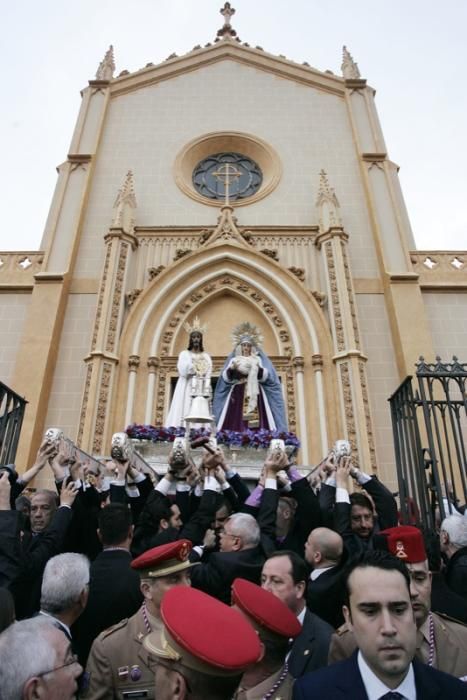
[
  {"x1": 118, "y1": 666, "x2": 129, "y2": 679},
  {"x1": 130, "y1": 665, "x2": 142, "y2": 681}
]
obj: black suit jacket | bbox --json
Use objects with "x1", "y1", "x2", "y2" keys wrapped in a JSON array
[
  {"x1": 12, "y1": 505, "x2": 73, "y2": 619},
  {"x1": 72, "y1": 549, "x2": 143, "y2": 666},
  {"x1": 293, "y1": 652, "x2": 467, "y2": 699},
  {"x1": 288, "y1": 608, "x2": 333, "y2": 678},
  {"x1": 190, "y1": 545, "x2": 265, "y2": 604},
  {"x1": 306, "y1": 563, "x2": 347, "y2": 629}
]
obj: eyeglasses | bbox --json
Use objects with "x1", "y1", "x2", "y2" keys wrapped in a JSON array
[
  {"x1": 220, "y1": 529, "x2": 239, "y2": 539},
  {"x1": 37, "y1": 654, "x2": 80, "y2": 678}
]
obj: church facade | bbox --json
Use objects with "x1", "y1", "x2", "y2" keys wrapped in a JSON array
[{"x1": 1, "y1": 10, "x2": 466, "y2": 491}]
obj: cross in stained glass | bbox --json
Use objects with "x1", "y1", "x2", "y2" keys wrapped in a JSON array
[{"x1": 212, "y1": 162, "x2": 241, "y2": 205}]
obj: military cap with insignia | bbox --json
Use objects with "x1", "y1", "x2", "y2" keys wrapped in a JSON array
[
  {"x1": 131, "y1": 539, "x2": 199, "y2": 578},
  {"x1": 374, "y1": 525, "x2": 427, "y2": 563},
  {"x1": 143, "y1": 586, "x2": 262, "y2": 675},
  {"x1": 231, "y1": 577, "x2": 301, "y2": 640}
]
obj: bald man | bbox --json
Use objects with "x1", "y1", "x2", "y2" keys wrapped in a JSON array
[{"x1": 305, "y1": 527, "x2": 346, "y2": 628}]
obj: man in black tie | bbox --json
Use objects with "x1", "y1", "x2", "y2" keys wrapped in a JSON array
[{"x1": 293, "y1": 551, "x2": 467, "y2": 699}]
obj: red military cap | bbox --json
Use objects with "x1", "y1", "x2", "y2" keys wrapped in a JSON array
[
  {"x1": 131, "y1": 539, "x2": 199, "y2": 578},
  {"x1": 143, "y1": 586, "x2": 262, "y2": 676},
  {"x1": 231, "y1": 578, "x2": 301, "y2": 639},
  {"x1": 377, "y1": 525, "x2": 427, "y2": 563}
]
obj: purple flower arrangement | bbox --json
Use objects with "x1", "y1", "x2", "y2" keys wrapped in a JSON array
[{"x1": 125, "y1": 424, "x2": 300, "y2": 449}]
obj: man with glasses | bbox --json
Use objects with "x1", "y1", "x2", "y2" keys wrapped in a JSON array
[
  {"x1": 189, "y1": 512, "x2": 265, "y2": 603},
  {"x1": 0, "y1": 615, "x2": 83, "y2": 699}
]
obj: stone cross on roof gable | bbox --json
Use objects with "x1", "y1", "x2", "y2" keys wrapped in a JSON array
[{"x1": 216, "y1": 2, "x2": 239, "y2": 40}]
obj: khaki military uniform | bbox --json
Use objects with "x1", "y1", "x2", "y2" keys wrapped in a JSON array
[
  {"x1": 329, "y1": 612, "x2": 467, "y2": 679},
  {"x1": 82, "y1": 608, "x2": 160, "y2": 700},
  {"x1": 234, "y1": 666, "x2": 295, "y2": 700}
]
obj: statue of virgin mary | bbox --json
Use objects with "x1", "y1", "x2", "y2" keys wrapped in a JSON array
[{"x1": 213, "y1": 322, "x2": 287, "y2": 432}]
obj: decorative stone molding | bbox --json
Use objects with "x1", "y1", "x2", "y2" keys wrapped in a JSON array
[
  {"x1": 325, "y1": 241, "x2": 345, "y2": 352},
  {"x1": 341, "y1": 46, "x2": 360, "y2": 79},
  {"x1": 311, "y1": 290, "x2": 326, "y2": 307},
  {"x1": 292, "y1": 356, "x2": 305, "y2": 371},
  {"x1": 261, "y1": 249, "x2": 280, "y2": 261},
  {"x1": 91, "y1": 246, "x2": 111, "y2": 351},
  {"x1": 95, "y1": 45, "x2": 115, "y2": 81},
  {"x1": 147, "y1": 356, "x2": 160, "y2": 372},
  {"x1": 92, "y1": 362, "x2": 113, "y2": 453},
  {"x1": 77, "y1": 363, "x2": 93, "y2": 444},
  {"x1": 359, "y1": 361, "x2": 377, "y2": 471},
  {"x1": 410, "y1": 251, "x2": 467, "y2": 287},
  {"x1": 339, "y1": 361, "x2": 358, "y2": 460},
  {"x1": 174, "y1": 249, "x2": 192, "y2": 261},
  {"x1": 128, "y1": 355, "x2": 140, "y2": 371},
  {"x1": 68, "y1": 154, "x2": 92, "y2": 173},
  {"x1": 148, "y1": 265, "x2": 165, "y2": 280},
  {"x1": 106, "y1": 242, "x2": 128, "y2": 353},
  {"x1": 311, "y1": 354, "x2": 324, "y2": 370},
  {"x1": 126, "y1": 289, "x2": 142, "y2": 307},
  {"x1": 0, "y1": 252, "x2": 44, "y2": 286},
  {"x1": 288, "y1": 267, "x2": 305, "y2": 281}
]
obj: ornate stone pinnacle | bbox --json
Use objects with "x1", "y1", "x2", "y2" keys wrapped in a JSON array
[
  {"x1": 341, "y1": 45, "x2": 361, "y2": 79},
  {"x1": 316, "y1": 170, "x2": 342, "y2": 231},
  {"x1": 216, "y1": 2, "x2": 240, "y2": 40},
  {"x1": 112, "y1": 170, "x2": 137, "y2": 232},
  {"x1": 96, "y1": 45, "x2": 115, "y2": 81}
]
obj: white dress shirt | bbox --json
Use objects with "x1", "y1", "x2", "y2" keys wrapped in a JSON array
[{"x1": 357, "y1": 650, "x2": 416, "y2": 700}]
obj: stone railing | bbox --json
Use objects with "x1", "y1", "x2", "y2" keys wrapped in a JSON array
[
  {"x1": 409, "y1": 251, "x2": 466, "y2": 286},
  {"x1": 0, "y1": 252, "x2": 44, "y2": 286}
]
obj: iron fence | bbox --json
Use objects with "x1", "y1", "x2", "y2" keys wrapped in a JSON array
[
  {"x1": 389, "y1": 356, "x2": 467, "y2": 530},
  {"x1": 0, "y1": 382, "x2": 27, "y2": 466}
]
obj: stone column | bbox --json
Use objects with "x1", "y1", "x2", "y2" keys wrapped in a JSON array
[
  {"x1": 125, "y1": 355, "x2": 140, "y2": 427},
  {"x1": 145, "y1": 356, "x2": 160, "y2": 424},
  {"x1": 316, "y1": 171, "x2": 377, "y2": 471},
  {"x1": 292, "y1": 356, "x2": 309, "y2": 463},
  {"x1": 311, "y1": 353, "x2": 329, "y2": 456},
  {"x1": 78, "y1": 172, "x2": 138, "y2": 453}
]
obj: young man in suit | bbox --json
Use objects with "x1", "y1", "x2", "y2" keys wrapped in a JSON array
[{"x1": 293, "y1": 550, "x2": 467, "y2": 699}]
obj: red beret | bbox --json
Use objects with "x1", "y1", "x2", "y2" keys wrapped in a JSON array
[
  {"x1": 131, "y1": 539, "x2": 198, "y2": 578},
  {"x1": 231, "y1": 578, "x2": 301, "y2": 639},
  {"x1": 378, "y1": 525, "x2": 427, "y2": 563},
  {"x1": 144, "y1": 586, "x2": 262, "y2": 675}
]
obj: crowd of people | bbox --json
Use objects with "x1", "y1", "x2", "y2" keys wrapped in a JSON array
[{"x1": 1, "y1": 430, "x2": 467, "y2": 699}]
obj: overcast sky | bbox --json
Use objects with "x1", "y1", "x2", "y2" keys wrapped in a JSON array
[{"x1": 1, "y1": 0, "x2": 465, "y2": 252}]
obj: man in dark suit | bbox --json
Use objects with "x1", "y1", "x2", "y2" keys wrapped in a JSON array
[
  {"x1": 72, "y1": 503, "x2": 143, "y2": 665},
  {"x1": 294, "y1": 550, "x2": 467, "y2": 699},
  {"x1": 190, "y1": 512, "x2": 265, "y2": 604},
  {"x1": 261, "y1": 550, "x2": 333, "y2": 677},
  {"x1": 305, "y1": 526, "x2": 346, "y2": 629}
]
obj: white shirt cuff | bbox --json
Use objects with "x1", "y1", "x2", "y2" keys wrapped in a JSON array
[
  {"x1": 356, "y1": 471, "x2": 371, "y2": 485},
  {"x1": 176, "y1": 483, "x2": 191, "y2": 492},
  {"x1": 204, "y1": 475, "x2": 218, "y2": 492},
  {"x1": 156, "y1": 477, "x2": 172, "y2": 496},
  {"x1": 265, "y1": 478, "x2": 277, "y2": 490},
  {"x1": 336, "y1": 487, "x2": 350, "y2": 504},
  {"x1": 110, "y1": 479, "x2": 126, "y2": 487}
]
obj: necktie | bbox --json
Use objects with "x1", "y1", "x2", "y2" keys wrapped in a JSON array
[{"x1": 379, "y1": 693, "x2": 404, "y2": 700}]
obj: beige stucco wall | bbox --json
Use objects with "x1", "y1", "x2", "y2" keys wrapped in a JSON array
[
  {"x1": 355, "y1": 293, "x2": 399, "y2": 491},
  {"x1": 44, "y1": 293, "x2": 97, "y2": 439},
  {"x1": 422, "y1": 291, "x2": 467, "y2": 358},
  {"x1": 74, "y1": 60, "x2": 379, "y2": 281},
  {"x1": 0, "y1": 293, "x2": 32, "y2": 386}
]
